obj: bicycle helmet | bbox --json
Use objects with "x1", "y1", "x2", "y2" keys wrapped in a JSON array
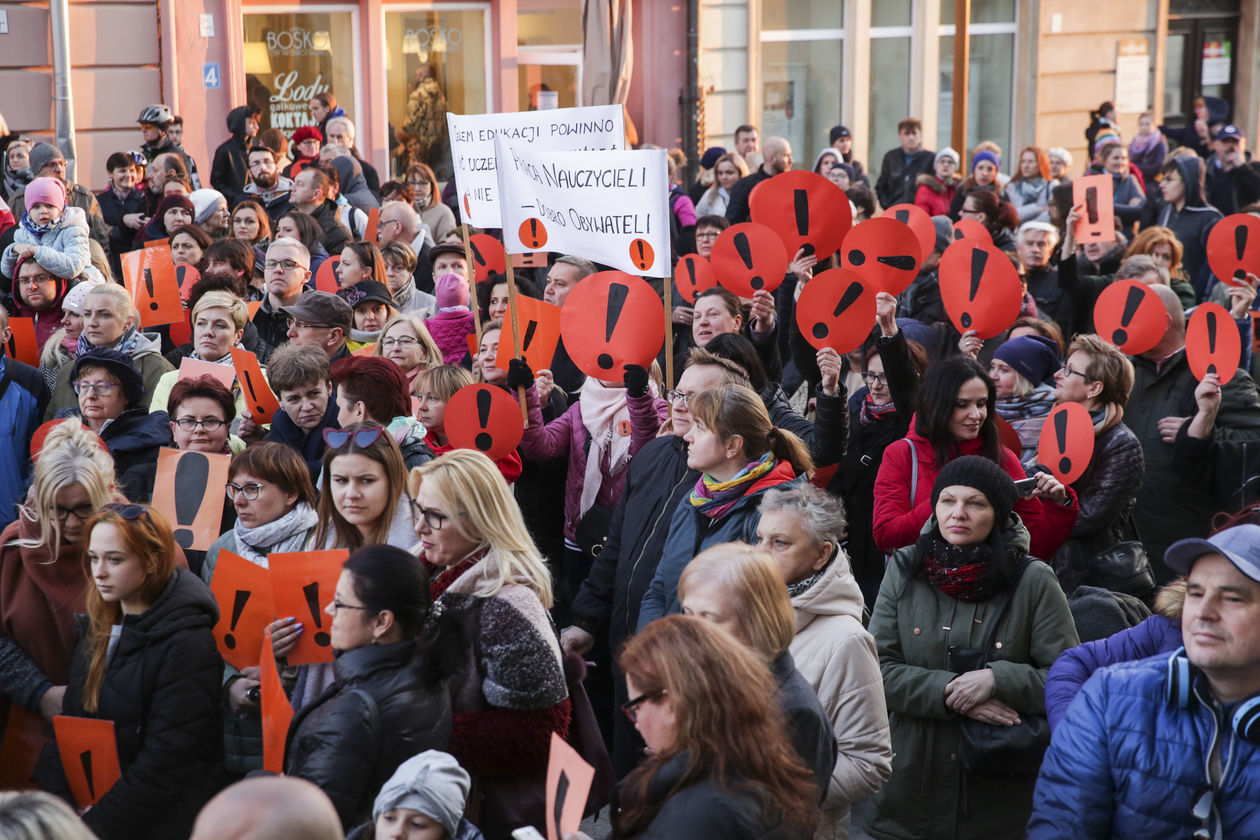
[{"x1": 137, "y1": 105, "x2": 174, "y2": 128}]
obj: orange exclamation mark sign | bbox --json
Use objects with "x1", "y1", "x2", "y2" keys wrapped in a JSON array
[{"x1": 519, "y1": 218, "x2": 548, "y2": 249}]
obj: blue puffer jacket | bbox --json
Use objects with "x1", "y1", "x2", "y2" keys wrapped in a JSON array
[
  {"x1": 638, "y1": 467, "x2": 802, "y2": 628},
  {"x1": 1045, "y1": 614, "x2": 1182, "y2": 729},
  {"x1": 0, "y1": 355, "x2": 49, "y2": 528},
  {"x1": 1029, "y1": 653, "x2": 1260, "y2": 838}
]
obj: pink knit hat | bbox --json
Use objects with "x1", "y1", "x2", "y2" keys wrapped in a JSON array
[
  {"x1": 24, "y1": 177, "x2": 67, "y2": 212},
  {"x1": 434, "y1": 272, "x2": 470, "y2": 310}
]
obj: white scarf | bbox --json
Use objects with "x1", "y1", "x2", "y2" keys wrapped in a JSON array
[
  {"x1": 232, "y1": 503, "x2": 318, "y2": 567},
  {"x1": 578, "y1": 379, "x2": 634, "y2": 520}
]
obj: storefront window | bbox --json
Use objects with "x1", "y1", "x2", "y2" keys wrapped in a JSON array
[
  {"x1": 760, "y1": 0, "x2": 844, "y2": 170},
  {"x1": 385, "y1": 8, "x2": 489, "y2": 180},
  {"x1": 937, "y1": 0, "x2": 1017, "y2": 168},
  {"x1": 868, "y1": 36, "x2": 912, "y2": 159},
  {"x1": 243, "y1": 11, "x2": 358, "y2": 134}
]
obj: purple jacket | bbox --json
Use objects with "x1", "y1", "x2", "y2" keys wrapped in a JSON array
[
  {"x1": 423, "y1": 310, "x2": 475, "y2": 365},
  {"x1": 520, "y1": 385, "x2": 669, "y2": 542},
  {"x1": 1045, "y1": 614, "x2": 1182, "y2": 730}
]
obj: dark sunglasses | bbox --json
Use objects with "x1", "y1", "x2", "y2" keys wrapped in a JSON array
[
  {"x1": 101, "y1": 502, "x2": 153, "y2": 523},
  {"x1": 322, "y1": 426, "x2": 386, "y2": 450}
]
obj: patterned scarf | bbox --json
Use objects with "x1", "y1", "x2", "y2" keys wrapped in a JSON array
[
  {"x1": 923, "y1": 538, "x2": 996, "y2": 603},
  {"x1": 688, "y1": 452, "x2": 776, "y2": 519},
  {"x1": 859, "y1": 394, "x2": 898, "y2": 426},
  {"x1": 76, "y1": 325, "x2": 140, "y2": 357},
  {"x1": 1130, "y1": 128, "x2": 1164, "y2": 156},
  {"x1": 21, "y1": 211, "x2": 56, "y2": 237},
  {"x1": 786, "y1": 566, "x2": 826, "y2": 598}
]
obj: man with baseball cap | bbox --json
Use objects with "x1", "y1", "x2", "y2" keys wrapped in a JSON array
[
  {"x1": 1030, "y1": 524, "x2": 1260, "y2": 838},
  {"x1": 281, "y1": 290, "x2": 353, "y2": 363},
  {"x1": 1205, "y1": 123, "x2": 1260, "y2": 216}
]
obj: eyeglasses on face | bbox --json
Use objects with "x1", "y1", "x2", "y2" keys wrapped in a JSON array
[
  {"x1": 19, "y1": 274, "x2": 56, "y2": 286},
  {"x1": 73, "y1": 380, "x2": 120, "y2": 397},
  {"x1": 323, "y1": 426, "x2": 386, "y2": 450},
  {"x1": 265, "y1": 259, "x2": 307, "y2": 272},
  {"x1": 665, "y1": 390, "x2": 692, "y2": 404},
  {"x1": 1058, "y1": 363, "x2": 1092, "y2": 381},
  {"x1": 379, "y1": 336, "x2": 420, "y2": 349},
  {"x1": 330, "y1": 599, "x2": 374, "y2": 614},
  {"x1": 861, "y1": 371, "x2": 888, "y2": 386},
  {"x1": 285, "y1": 317, "x2": 331, "y2": 331},
  {"x1": 621, "y1": 689, "x2": 665, "y2": 723},
  {"x1": 174, "y1": 417, "x2": 226, "y2": 432},
  {"x1": 55, "y1": 502, "x2": 96, "y2": 523},
  {"x1": 410, "y1": 500, "x2": 449, "y2": 531},
  {"x1": 225, "y1": 482, "x2": 265, "y2": 501}
]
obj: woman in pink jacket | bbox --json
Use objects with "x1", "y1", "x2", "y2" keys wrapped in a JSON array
[{"x1": 873, "y1": 355, "x2": 1078, "y2": 562}]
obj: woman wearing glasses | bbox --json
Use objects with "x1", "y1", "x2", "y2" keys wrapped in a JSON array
[
  {"x1": 408, "y1": 450, "x2": 568, "y2": 838},
  {"x1": 588, "y1": 615, "x2": 819, "y2": 839},
  {"x1": 147, "y1": 291, "x2": 253, "y2": 431},
  {"x1": 404, "y1": 162, "x2": 456, "y2": 244},
  {"x1": 372, "y1": 313, "x2": 442, "y2": 393},
  {"x1": 1049, "y1": 336, "x2": 1144, "y2": 595},
  {"x1": 200, "y1": 442, "x2": 319, "y2": 777},
  {"x1": 0, "y1": 422, "x2": 122, "y2": 788},
  {"x1": 284, "y1": 544, "x2": 454, "y2": 831},
  {"x1": 36, "y1": 503, "x2": 223, "y2": 840},
  {"x1": 873, "y1": 355, "x2": 1079, "y2": 563},
  {"x1": 54, "y1": 346, "x2": 171, "y2": 480}
]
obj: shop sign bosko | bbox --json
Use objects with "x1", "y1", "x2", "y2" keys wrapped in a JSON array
[
  {"x1": 447, "y1": 105, "x2": 624, "y2": 228},
  {"x1": 495, "y1": 136, "x2": 671, "y2": 278}
]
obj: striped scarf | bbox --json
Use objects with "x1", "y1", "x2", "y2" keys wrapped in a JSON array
[{"x1": 688, "y1": 452, "x2": 776, "y2": 518}]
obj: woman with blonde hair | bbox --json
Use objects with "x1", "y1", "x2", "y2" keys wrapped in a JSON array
[
  {"x1": 35, "y1": 503, "x2": 221, "y2": 840},
  {"x1": 639, "y1": 384, "x2": 813, "y2": 626},
  {"x1": 0, "y1": 790, "x2": 98, "y2": 840},
  {"x1": 678, "y1": 543, "x2": 838, "y2": 799},
  {"x1": 695, "y1": 151, "x2": 749, "y2": 219},
  {"x1": 407, "y1": 449, "x2": 568, "y2": 838},
  {"x1": 0, "y1": 422, "x2": 120, "y2": 787},
  {"x1": 413, "y1": 364, "x2": 522, "y2": 482},
  {"x1": 599, "y1": 615, "x2": 819, "y2": 838},
  {"x1": 404, "y1": 162, "x2": 456, "y2": 243}
]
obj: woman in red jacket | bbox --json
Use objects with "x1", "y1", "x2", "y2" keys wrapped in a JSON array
[{"x1": 872, "y1": 355, "x2": 1078, "y2": 561}]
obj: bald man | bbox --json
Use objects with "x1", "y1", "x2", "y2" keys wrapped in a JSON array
[
  {"x1": 190, "y1": 777, "x2": 344, "y2": 840},
  {"x1": 724, "y1": 135, "x2": 793, "y2": 224},
  {"x1": 1125, "y1": 283, "x2": 1260, "y2": 577}
]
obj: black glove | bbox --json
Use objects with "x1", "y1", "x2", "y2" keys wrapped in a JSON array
[
  {"x1": 623, "y1": 363, "x2": 649, "y2": 398},
  {"x1": 507, "y1": 358, "x2": 534, "y2": 391}
]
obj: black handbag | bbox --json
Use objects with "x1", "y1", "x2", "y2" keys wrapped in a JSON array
[
  {"x1": 947, "y1": 562, "x2": 1051, "y2": 777},
  {"x1": 1088, "y1": 540, "x2": 1156, "y2": 599},
  {"x1": 575, "y1": 504, "x2": 614, "y2": 558}
]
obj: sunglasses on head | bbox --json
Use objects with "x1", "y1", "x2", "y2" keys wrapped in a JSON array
[
  {"x1": 101, "y1": 502, "x2": 153, "y2": 523},
  {"x1": 323, "y1": 426, "x2": 386, "y2": 450}
]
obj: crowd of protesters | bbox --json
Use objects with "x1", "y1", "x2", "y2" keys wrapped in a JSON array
[{"x1": 1, "y1": 90, "x2": 1260, "y2": 840}]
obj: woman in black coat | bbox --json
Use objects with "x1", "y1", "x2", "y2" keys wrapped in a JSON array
[
  {"x1": 834, "y1": 294, "x2": 924, "y2": 607},
  {"x1": 284, "y1": 544, "x2": 454, "y2": 832},
  {"x1": 36, "y1": 503, "x2": 224, "y2": 840}
]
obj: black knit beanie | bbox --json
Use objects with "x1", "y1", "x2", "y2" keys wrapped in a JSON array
[{"x1": 931, "y1": 455, "x2": 1017, "y2": 525}]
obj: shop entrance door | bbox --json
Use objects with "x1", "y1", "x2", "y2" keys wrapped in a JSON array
[{"x1": 1163, "y1": 7, "x2": 1239, "y2": 129}]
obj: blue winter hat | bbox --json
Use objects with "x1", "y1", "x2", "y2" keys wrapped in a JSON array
[
  {"x1": 993, "y1": 334, "x2": 1061, "y2": 386},
  {"x1": 700, "y1": 147, "x2": 727, "y2": 169},
  {"x1": 972, "y1": 150, "x2": 1001, "y2": 171}
]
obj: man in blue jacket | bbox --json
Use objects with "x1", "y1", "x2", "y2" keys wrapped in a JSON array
[
  {"x1": 1029, "y1": 524, "x2": 1260, "y2": 838},
  {"x1": 0, "y1": 308, "x2": 51, "y2": 528}
]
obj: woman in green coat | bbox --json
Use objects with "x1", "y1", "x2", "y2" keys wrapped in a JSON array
[{"x1": 867, "y1": 456, "x2": 1078, "y2": 840}]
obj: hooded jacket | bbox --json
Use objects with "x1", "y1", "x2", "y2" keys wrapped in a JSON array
[
  {"x1": 45, "y1": 331, "x2": 175, "y2": 419},
  {"x1": 1152, "y1": 156, "x2": 1223, "y2": 298},
  {"x1": 210, "y1": 106, "x2": 255, "y2": 197},
  {"x1": 36, "y1": 567, "x2": 223, "y2": 840},
  {"x1": 789, "y1": 556, "x2": 893, "y2": 839},
  {"x1": 330, "y1": 156, "x2": 379, "y2": 212},
  {"x1": 867, "y1": 516, "x2": 1078, "y2": 840},
  {"x1": 284, "y1": 640, "x2": 452, "y2": 831},
  {"x1": 1, "y1": 205, "x2": 91, "y2": 281},
  {"x1": 913, "y1": 172, "x2": 958, "y2": 218}
]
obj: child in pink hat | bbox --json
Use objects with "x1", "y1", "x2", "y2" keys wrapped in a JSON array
[
  {"x1": 0, "y1": 175, "x2": 91, "y2": 281},
  {"x1": 423, "y1": 272, "x2": 476, "y2": 364}
]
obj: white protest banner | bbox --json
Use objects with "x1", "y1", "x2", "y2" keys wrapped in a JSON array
[
  {"x1": 447, "y1": 106, "x2": 625, "y2": 228},
  {"x1": 495, "y1": 137, "x2": 671, "y2": 277}
]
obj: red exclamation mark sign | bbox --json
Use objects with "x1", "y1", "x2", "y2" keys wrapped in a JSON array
[
  {"x1": 793, "y1": 189, "x2": 813, "y2": 256},
  {"x1": 812, "y1": 282, "x2": 864, "y2": 341},
  {"x1": 80, "y1": 751, "x2": 95, "y2": 801},
  {"x1": 302, "y1": 582, "x2": 331, "y2": 647},
  {"x1": 474, "y1": 388, "x2": 494, "y2": 451},
  {"x1": 144, "y1": 268, "x2": 158, "y2": 311},
  {"x1": 1234, "y1": 226, "x2": 1249, "y2": 282},
  {"x1": 597, "y1": 284, "x2": 630, "y2": 370},
  {"x1": 1053, "y1": 409, "x2": 1072, "y2": 476}
]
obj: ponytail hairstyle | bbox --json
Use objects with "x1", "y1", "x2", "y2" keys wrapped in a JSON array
[
  {"x1": 913, "y1": 355, "x2": 999, "y2": 467},
  {"x1": 80, "y1": 505, "x2": 177, "y2": 712},
  {"x1": 687, "y1": 384, "x2": 813, "y2": 478}
]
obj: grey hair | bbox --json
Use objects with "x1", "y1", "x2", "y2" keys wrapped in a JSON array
[
  {"x1": 554, "y1": 255, "x2": 597, "y2": 279},
  {"x1": 1018, "y1": 221, "x2": 1060, "y2": 250},
  {"x1": 1047, "y1": 147, "x2": 1073, "y2": 167},
  {"x1": 0, "y1": 791, "x2": 98, "y2": 840},
  {"x1": 758, "y1": 483, "x2": 847, "y2": 550},
  {"x1": 325, "y1": 116, "x2": 355, "y2": 142},
  {"x1": 1115, "y1": 254, "x2": 1169, "y2": 286}
]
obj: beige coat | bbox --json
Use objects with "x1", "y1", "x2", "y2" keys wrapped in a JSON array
[{"x1": 790, "y1": 551, "x2": 893, "y2": 840}]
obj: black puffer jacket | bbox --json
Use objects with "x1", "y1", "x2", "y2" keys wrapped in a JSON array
[
  {"x1": 36, "y1": 568, "x2": 223, "y2": 840},
  {"x1": 284, "y1": 640, "x2": 452, "y2": 831}
]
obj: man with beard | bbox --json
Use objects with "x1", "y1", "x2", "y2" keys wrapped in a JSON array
[
  {"x1": 241, "y1": 145, "x2": 293, "y2": 225},
  {"x1": 724, "y1": 136, "x2": 793, "y2": 224}
]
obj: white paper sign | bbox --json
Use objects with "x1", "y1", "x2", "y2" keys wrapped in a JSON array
[
  {"x1": 447, "y1": 106, "x2": 625, "y2": 229},
  {"x1": 495, "y1": 137, "x2": 671, "y2": 277}
]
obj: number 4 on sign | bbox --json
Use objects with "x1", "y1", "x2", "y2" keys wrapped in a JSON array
[{"x1": 203, "y1": 63, "x2": 221, "y2": 90}]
